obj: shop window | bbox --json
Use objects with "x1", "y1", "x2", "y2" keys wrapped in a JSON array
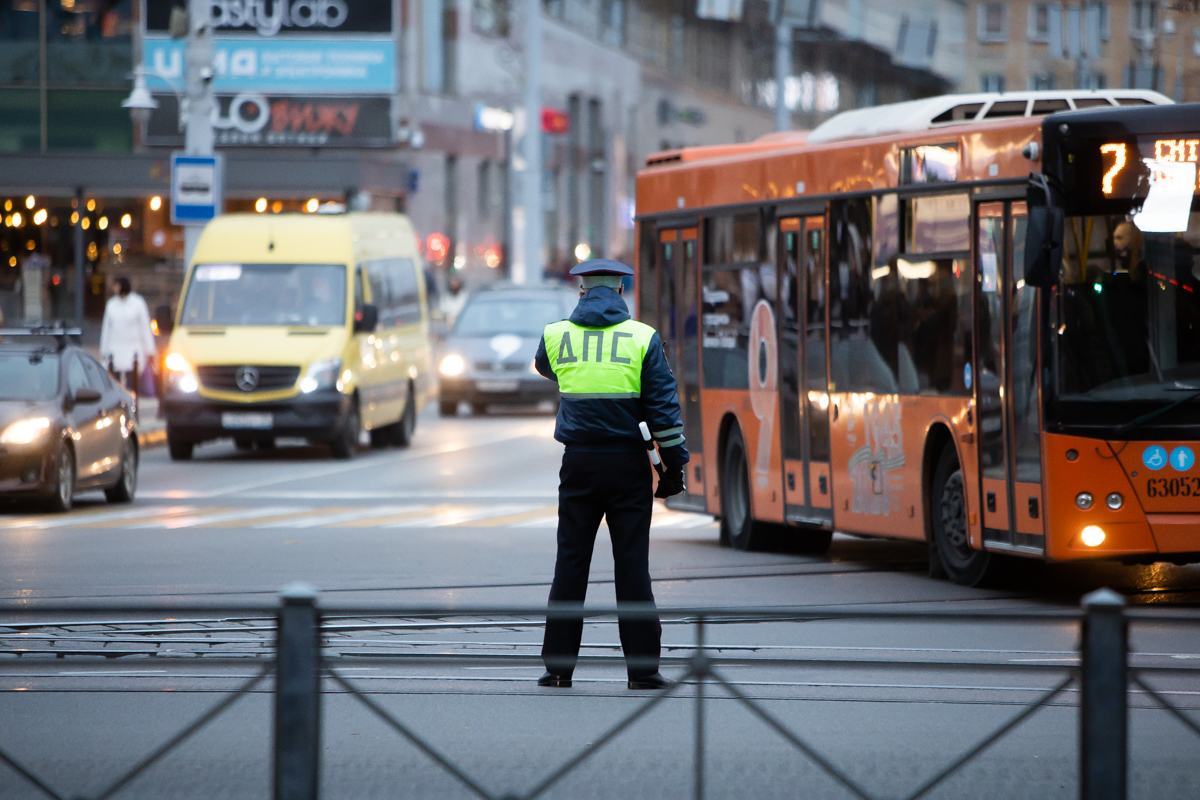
[
  {"x1": 0, "y1": 88, "x2": 40, "y2": 152},
  {"x1": 47, "y1": 90, "x2": 131, "y2": 152}
]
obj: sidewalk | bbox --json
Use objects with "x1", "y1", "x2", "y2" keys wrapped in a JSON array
[{"x1": 137, "y1": 396, "x2": 167, "y2": 450}]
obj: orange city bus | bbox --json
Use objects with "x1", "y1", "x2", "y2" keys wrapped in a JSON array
[{"x1": 632, "y1": 89, "x2": 1200, "y2": 586}]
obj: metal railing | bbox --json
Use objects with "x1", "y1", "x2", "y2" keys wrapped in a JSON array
[{"x1": 0, "y1": 587, "x2": 1198, "y2": 800}]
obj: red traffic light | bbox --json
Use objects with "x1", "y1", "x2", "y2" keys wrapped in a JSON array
[{"x1": 541, "y1": 108, "x2": 569, "y2": 135}]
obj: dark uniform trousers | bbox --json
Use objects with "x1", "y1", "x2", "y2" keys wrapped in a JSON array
[{"x1": 542, "y1": 448, "x2": 662, "y2": 679}]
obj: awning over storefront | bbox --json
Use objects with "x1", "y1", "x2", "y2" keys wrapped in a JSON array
[{"x1": 0, "y1": 151, "x2": 412, "y2": 199}]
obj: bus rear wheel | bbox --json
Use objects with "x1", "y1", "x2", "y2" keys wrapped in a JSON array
[
  {"x1": 720, "y1": 425, "x2": 766, "y2": 551},
  {"x1": 931, "y1": 446, "x2": 993, "y2": 586}
]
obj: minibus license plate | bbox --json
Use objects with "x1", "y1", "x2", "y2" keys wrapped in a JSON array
[
  {"x1": 222, "y1": 412, "x2": 274, "y2": 430},
  {"x1": 477, "y1": 379, "x2": 519, "y2": 393}
]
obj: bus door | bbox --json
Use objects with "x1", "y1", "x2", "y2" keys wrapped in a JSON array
[
  {"x1": 656, "y1": 225, "x2": 706, "y2": 504},
  {"x1": 975, "y1": 202, "x2": 1045, "y2": 553},
  {"x1": 778, "y1": 215, "x2": 833, "y2": 525}
]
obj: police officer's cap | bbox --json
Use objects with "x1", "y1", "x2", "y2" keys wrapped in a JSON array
[{"x1": 569, "y1": 259, "x2": 634, "y2": 277}]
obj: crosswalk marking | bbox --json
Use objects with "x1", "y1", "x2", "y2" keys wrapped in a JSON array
[
  {"x1": 385, "y1": 504, "x2": 539, "y2": 528},
  {"x1": 266, "y1": 506, "x2": 425, "y2": 529},
  {"x1": 129, "y1": 506, "x2": 299, "y2": 530},
  {"x1": 0, "y1": 502, "x2": 715, "y2": 531},
  {"x1": 0, "y1": 505, "x2": 197, "y2": 530}
]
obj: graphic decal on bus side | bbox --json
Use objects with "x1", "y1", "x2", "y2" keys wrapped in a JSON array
[
  {"x1": 748, "y1": 300, "x2": 778, "y2": 490},
  {"x1": 845, "y1": 395, "x2": 905, "y2": 515}
]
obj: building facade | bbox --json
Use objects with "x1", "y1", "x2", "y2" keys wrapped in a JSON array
[
  {"x1": 961, "y1": 1, "x2": 1200, "y2": 100},
  {"x1": 0, "y1": 0, "x2": 967, "y2": 325}
]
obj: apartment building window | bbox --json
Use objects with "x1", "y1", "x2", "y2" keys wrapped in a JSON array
[
  {"x1": 1030, "y1": 73, "x2": 1055, "y2": 90},
  {"x1": 478, "y1": 160, "x2": 492, "y2": 220},
  {"x1": 1131, "y1": 2, "x2": 1157, "y2": 37},
  {"x1": 980, "y1": 74, "x2": 1005, "y2": 92},
  {"x1": 601, "y1": 0, "x2": 626, "y2": 47},
  {"x1": 473, "y1": 0, "x2": 510, "y2": 37},
  {"x1": 1028, "y1": 3, "x2": 1051, "y2": 42},
  {"x1": 977, "y1": 3, "x2": 1007, "y2": 43},
  {"x1": 422, "y1": 0, "x2": 457, "y2": 94}
]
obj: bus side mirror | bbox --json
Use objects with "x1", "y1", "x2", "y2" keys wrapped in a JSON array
[
  {"x1": 1024, "y1": 205, "x2": 1063, "y2": 288},
  {"x1": 354, "y1": 304, "x2": 378, "y2": 333},
  {"x1": 154, "y1": 304, "x2": 174, "y2": 336}
]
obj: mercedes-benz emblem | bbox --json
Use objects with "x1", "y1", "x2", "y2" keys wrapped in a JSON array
[{"x1": 235, "y1": 365, "x2": 260, "y2": 392}]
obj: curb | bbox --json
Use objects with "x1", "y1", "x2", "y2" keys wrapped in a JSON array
[{"x1": 139, "y1": 429, "x2": 167, "y2": 450}]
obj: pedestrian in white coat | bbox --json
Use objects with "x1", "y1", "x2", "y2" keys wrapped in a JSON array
[{"x1": 100, "y1": 276, "x2": 156, "y2": 393}]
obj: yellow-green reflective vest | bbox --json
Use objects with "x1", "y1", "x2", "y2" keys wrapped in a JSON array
[{"x1": 543, "y1": 318, "x2": 657, "y2": 399}]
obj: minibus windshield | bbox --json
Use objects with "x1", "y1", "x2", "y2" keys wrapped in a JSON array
[{"x1": 181, "y1": 264, "x2": 347, "y2": 327}]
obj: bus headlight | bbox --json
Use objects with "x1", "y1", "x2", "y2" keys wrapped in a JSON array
[
  {"x1": 300, "y1": 358, "x2": 342, "y2": 393},
  {"x1": 439, "y1": 354, "x2": 465, "y2": 376},
  {"x1": 1075, "y1": 492, "x2": 1094, "y2": 510},
  {"x1": 1105, "y1": 492, "x2": 1124, "y2": 510},
  {"x1": 1081, "y1": 525, "x2": 1106, "y2": 547}
]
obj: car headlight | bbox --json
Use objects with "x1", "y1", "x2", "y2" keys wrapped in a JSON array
[
  {"x1": 0, "y1": 417, "x2": 51, "y2": 445},
  {"x1": 163, "y1": 353, "x2": 198, "y2": 394},
  {"x1": 439, "y1": 354, "x2": 465, "y2": 376},
  {"x1": 300, "y1": 358, "x2": 342, "y2": 393}
]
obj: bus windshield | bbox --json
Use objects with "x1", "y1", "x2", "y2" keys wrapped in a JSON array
[
  {"x1": 1050, "y1": 213, "x2": 1200, "y2": 422},
  {"x1": 180, "y1": 264, "x2": 347, "y2": 327}
]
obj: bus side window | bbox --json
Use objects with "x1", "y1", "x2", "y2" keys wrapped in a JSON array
[{"x1": 829, "y1": 197, "x2": 897, "y2": 394}]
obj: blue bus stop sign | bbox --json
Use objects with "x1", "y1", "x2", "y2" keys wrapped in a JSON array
[{"x1": 171, "y1": 153, "x2": 224, "y2": 225}]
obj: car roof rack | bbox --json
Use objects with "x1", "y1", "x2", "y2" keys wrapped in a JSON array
[{"x1": 0, "y1": 325, "x2": 82, "y2": 351}]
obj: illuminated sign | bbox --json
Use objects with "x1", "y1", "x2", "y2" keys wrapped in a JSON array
[{"x1": 1099, "y1": 137, "x2": 1200, "y2": 196}]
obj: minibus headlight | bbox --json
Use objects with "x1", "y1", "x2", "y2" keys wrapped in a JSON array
[
  {"x1": 440, "y1": 354, "x2": 465, "y2": 376},
  {"x1": 163, "y1": 353, "x2": 198, "y2": 394},
  {"x1": 300, "y1": 358, "x2": 342, "y2": 393}
]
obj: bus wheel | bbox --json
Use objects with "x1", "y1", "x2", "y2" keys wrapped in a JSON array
[
  {"x1": 720, "y1": 425, "x2": 764, "y2": 551},
  {"x1": 931, "y1": 446, "x2": 992, "y2": 586}
]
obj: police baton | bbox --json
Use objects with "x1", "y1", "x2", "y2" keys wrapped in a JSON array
[{"x1": 638, "y1": 422, "x2": 666, "y2": 480}]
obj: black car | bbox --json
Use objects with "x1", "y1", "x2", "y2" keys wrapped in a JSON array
[
  {"x1": 0, "y1": 329, "x2": 139, "y2": 511},
  {"x1": 437, "y1": 286, "x2": 577, "y2": 415}
]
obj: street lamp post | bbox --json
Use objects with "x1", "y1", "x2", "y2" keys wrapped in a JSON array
[
  {"x1": 182, "y1": 0, "x2": 216, "y2": 268},
  {"x1": 518, "y1": 0, "x2": 543, "y2": 285}
]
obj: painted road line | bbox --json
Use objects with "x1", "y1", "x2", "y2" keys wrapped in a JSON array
[
  {"x1": 467, "y1": 506, "x2": 559, "y2": 527},
  {"x1": 512, "y1": 513, "x2": 561, "y2": 528},
  {"x1": 385, "y1": 505, "x2": 539, "y2": 528},
  {"x1": 652, "y1": 513, "x2": 716, "y2": 529},
  {"x1": 271, "y1": 506, "x2": 427, "y2": 529},
  {"x1": 0, "y1": 505, "x2": 198, "y2": 530},
  {"x1": 334, "y1": 505, "x2": 452, "y2": 528},
  {"x1": 140, "y1": 506, "x2": 303, "y2": 530},
  {"x1": 207, "y1": 507, "x2": 326, "y2": 528}
]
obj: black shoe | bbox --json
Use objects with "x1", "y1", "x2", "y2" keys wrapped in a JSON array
[
  {"x1": 628, "y1": 672, "x2": 672, "y2": 690},
  {"x1": 538, "y1": 671, "x2": 572, "y2": 688}
]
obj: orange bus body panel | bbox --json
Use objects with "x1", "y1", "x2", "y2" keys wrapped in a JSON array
[{"x1": 638, "y1": 112, "x2": 1200, "y2": 565}]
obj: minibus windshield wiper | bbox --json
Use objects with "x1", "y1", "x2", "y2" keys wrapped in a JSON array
[{"x1": 1113, "y1": 389, "x2": 1200, "y2": 438}]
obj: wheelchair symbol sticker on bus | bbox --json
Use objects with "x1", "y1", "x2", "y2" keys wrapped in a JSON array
[
  {"x1": 1170, "y1": 446, "x2": 1195, "y2": 472},
  {"x1": 1143, "y1": 445, "x2": 1168, "y2": 471}
]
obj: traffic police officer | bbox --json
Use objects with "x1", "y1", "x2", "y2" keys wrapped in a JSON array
[{"x1": 534, "y1": 259, "x2": 688, "y2": 690}]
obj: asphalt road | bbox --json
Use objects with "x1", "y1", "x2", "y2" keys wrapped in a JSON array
[{"x1": 2, "y1": 407, "x2": 1199, "y2": 799}]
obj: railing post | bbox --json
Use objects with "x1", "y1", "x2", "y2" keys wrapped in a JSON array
[
  {"x1": 1080, "y1": 588, "x2": 1127, "y2": 800},
  {"x1": 275, "y1": 583, "x2": 321, "y2": 800},
  {"x1": 694, "y1": 615, "x2": 707, "y2": 800}
]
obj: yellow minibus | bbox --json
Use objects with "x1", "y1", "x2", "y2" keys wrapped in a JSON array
[{"x1": 161, "y1": 212, "x2": 431, "y2": 460}]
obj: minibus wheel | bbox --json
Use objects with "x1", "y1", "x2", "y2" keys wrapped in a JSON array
[
  {"x1": 720, "y1": 425, "x2": 765, "y2": 551},
  {"x1": 930, "y1": 445, "x2": 992, "y2": 586},
  {"x1": 330, "y1": 400, "x2": 361, "y2": 459}
]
